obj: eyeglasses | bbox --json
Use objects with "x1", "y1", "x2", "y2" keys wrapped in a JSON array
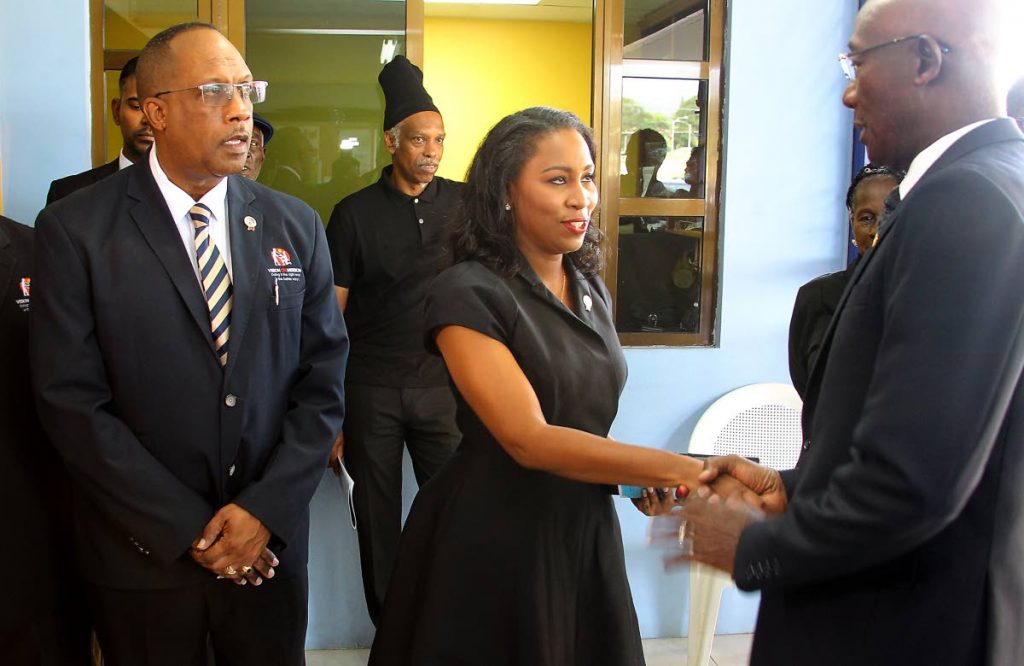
[
  {"x1": 838, "y1": 35, "x2": 951, "y2": 81},
  {"x1": 155, "y1": 81, "x2": 268, "y2": 106}
]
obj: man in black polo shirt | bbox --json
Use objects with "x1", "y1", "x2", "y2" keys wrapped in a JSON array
[{"x1": 325, "y1": 55, "x2": 461, "y2": 625}]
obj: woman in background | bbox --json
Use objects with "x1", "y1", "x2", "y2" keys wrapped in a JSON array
[
  {"x1": 788, "y1": 164, "x2": 903, "y2": 397},
  {"x1": 369, "y1": 107, "x2": 743, "y2": 665}
]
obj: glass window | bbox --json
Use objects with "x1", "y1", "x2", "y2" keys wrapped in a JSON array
[
  {"x1": 245, "y1": 0, "x2": 406, "y2": 222},
  {"x1": 623, "y1": 0, "x2": 709, "y2": 61},
  {"x1": 620, "y1": 78, "x2": 706, "y2": 199},
  {"x1": 599, "y1": 0, "x2": 724, "y2": 346},
  {"x1": 616, "y1": 217, "x2": 704, "y2": 333}
]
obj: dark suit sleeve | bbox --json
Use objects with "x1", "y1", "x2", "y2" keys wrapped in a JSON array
[
  {"x1": 233, "y1": 209, "x2": 348, "y2": 545},
  {"x1": 735, "y1": 169, "x2": 1024, "y2": 590},
  {"x1": 30, "y1": 208, "x2": 215, "y2": 565}
]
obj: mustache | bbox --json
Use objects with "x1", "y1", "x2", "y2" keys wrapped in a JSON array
[
  {"x1": 415, "y1": 159, "x2": 439, "y2": 168},
  {"x1": 225, "y1": 127, "x2": 251, "y2": 143}
]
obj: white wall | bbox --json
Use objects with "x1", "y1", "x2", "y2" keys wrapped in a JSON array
[{"x1": 0, "y1": 0, "x2": 92, "y2": 224}]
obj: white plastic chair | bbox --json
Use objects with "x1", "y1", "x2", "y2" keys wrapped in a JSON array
[{"x1": 685, "y1": 382, "x2": 803, "y2": 666}]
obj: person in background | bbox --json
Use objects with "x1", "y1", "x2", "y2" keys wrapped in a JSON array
[
  {"x1": 31, "y1": 23, "x2": 348, "y2": 665},
  {"x1": 241, "y1": 112, "x2": 273, "y2": 181},
  {"x1": 47, "y1": 57, "x2": 152, "y2": 204},
  {"x1": 680, "y1": 144, "x2": 705, "y2": 199},
  {"x1": 324, "y1": 54, "x2": 462, "y2": 626},
  {"x1": 368, "y1": 107, "x2": 745, "y2": 665},
  {"x1": 675, "y1": 0, "x2": 1024, "y2": 663},
  {"x1": 788, "y1": 163, "x2": 903, "y2": 398},
  {"x1": 1, "y1": 215, "x2": 90, "y2": 664}
]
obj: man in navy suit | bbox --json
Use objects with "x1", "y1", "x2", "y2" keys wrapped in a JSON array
[
  {"x1": 31, "y1": 23, "x2": 347, "y2": 665},
  {"x1": 676, "y1": 1, "x2": 1024, "y2": 664},
  {"x1": 47, "y1": 57, "x2": 153, "y2": 205}
]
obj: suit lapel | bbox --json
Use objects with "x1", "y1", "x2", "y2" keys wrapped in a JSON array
[
  {"x1": 802, "y1": 118, "x2": 1024, "y2": 420},
  {"x1": 222, "y1": 176, "x2": 263, "y2": 376},
  {"x1": 127, "y1": 165, "x2": 218, "y2": 358}
]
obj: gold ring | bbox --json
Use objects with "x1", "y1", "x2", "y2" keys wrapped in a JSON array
[
  {"x1": 241, "y1": 565, "x2": 253, "y2": 574},
  {"x1": 225, "y1": 565, "x2": 237, "y2": 576}
]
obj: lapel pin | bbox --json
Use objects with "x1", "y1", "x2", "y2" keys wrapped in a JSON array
[
  {"x1": 582, "y1": 294, "x2": 593, "y2": 312},
  {"x1": 244, "y1": 216, "x2": 257, "y2": 232}
]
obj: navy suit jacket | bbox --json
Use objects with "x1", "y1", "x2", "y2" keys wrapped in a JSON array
[
  {"x1": 736, "y1": 119, "x2": 1024, "y2": 665},
  {"x1": 46, "y1": 158, "x2": 120, "y2": 205},
  {"x1": 31, "y1": 161, "x2": 348, "y2": 590}
]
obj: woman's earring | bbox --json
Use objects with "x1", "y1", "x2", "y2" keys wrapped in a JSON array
[{"x1": 504, "y1": 203, "x2": 512, "y2": 211}]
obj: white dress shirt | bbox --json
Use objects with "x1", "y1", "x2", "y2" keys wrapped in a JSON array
[
  {"x1": 148, "y1": 145, "x2": 233, "y2": 283},
  {"x1": 118, "y1": 150, "x2": 134, "y2": 170},
  {"x1": 899, "y1": 118, "x2": 996, "y2": 199}
]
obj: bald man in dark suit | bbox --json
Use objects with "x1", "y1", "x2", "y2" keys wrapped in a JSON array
[{"x1": 676, "y1": 1, "x2": 1024, "y2": 664}]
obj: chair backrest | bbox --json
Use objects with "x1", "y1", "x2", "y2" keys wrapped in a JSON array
[{"x1": 688, "y1": 383, "x2": 803, "y2": 470}]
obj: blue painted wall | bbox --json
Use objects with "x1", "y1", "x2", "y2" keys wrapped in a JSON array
[
  {"x1": 3, "y1": 0, "x2": 856, "y2": 650},
  {"x1": 614, "y1": 2, "x2": 856, "y2": 637},
  {"x1": 0, "y1": 0, "x2": 91, "y2": 224}
]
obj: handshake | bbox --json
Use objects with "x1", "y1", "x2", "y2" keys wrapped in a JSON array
[{"x1": 629, "y1": 455, "x2": 789, "y2": 576}]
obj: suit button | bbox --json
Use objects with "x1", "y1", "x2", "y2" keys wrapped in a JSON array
[
  {"x1": 802, "y1": 439, "x2": 811, "y2": 451},
  {"x1": 228, "y1": 464, "x2": 236, "y2": 477},
  {"x1": 225, "y1": 394, "x2": 237, "y2": 407},
  {"x1": 418, "y1": 218, "x2": 424, "y2": 225}
]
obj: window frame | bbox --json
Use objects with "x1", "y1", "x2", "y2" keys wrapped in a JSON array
[{"x1": 594, "y1": 0, "x2": 726, "y2": 347}]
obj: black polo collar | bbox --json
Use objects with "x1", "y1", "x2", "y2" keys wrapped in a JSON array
[{"x1": 376, "y1": 165, "x2": 442, "y2": 207}]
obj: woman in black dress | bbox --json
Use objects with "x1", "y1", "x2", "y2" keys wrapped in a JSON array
[{"x1": 369, "y1": 107, "x2": 743, "y2": 666}]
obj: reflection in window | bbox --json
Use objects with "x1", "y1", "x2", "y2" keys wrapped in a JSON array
[
  {"x1": 246, "y1": 0, "x2": 406, "y2": 223},
  {"x1": 616, "y1": 217, "x2": 703, "y2": 333},
  {"x1": 624, "y1": 0, "x2": 709, "y2": 61},
  {"x1": 620, "y1": 78, "x2": 706, "y2": 198}
]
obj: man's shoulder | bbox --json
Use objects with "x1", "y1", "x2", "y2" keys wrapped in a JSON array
[
  {"x1": 335, "y1": 180, "x2": 385, "y2": 211},
  {"x1": 0, "y1": 215, "x2": 33, "y2": 249},
  {"x1": 432, "y1": 176, "x2": 465, "y2": 201},
  {"x1": 48, "y1": 159, "x2": 119, "y2": 201},
  {"x1": 327, "y1": 181, "x2": 388, "y2": 231}
]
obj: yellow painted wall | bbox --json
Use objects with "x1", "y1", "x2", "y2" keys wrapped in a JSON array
[{"x1": 423, "y1": 17, "x2": 592, "y2": 182}]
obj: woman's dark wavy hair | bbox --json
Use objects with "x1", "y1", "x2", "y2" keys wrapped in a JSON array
[{"x1": 449, "y1": 106, "x2": 604, "y2": 277}]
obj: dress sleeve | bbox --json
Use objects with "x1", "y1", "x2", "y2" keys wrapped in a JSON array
[{"x1": 424, "y1": 261, "x2": 518, "y2": 353}]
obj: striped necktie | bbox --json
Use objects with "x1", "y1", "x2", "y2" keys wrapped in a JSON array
[{"x1": 190, "y1": 203, "x2": 232, "y2": 366}]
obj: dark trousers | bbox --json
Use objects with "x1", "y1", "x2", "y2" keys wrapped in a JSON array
[
  {"x1": 344, "y1": 384, "x2": 460, "y2": 625},
  {"x1": 88, "y1": 570, "x2": 309, "y2": 666}
]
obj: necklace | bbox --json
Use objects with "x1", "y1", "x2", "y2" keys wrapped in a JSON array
[{"x1": 560, "y1": 267, "x2": 570, "y2": 305}]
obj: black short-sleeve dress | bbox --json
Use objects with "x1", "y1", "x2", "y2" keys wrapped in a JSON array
[{"x1": 368, "y1": 259, "x2": 644, "y2": 666}]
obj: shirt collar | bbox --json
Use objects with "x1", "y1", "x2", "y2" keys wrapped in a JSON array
[
  {"x1": 118, "y1": 150, "x2": 134, "y2": 170},
  {"x1": 148, "y1": 144, "x2": 229, "y2": 226},
  {"x1": 377, "y1": 165, "x2": 441, "y2": 206},
  {"x1": 899, "y1": 118, "x2": 996, "y2": 199}
]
